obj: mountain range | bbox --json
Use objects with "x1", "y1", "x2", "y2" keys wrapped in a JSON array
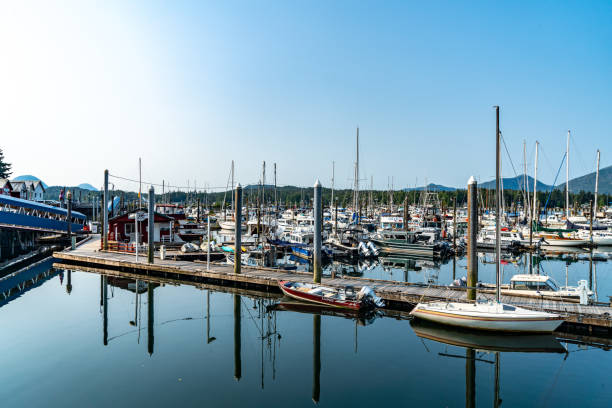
[{"x1": 558, "y1": 164, "x2": 612, "y2": 194}]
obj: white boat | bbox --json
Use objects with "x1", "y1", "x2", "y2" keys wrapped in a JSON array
[
  {"x1": 410, "y1": 301, "x2": 564, "y2": 333},
  {"x1": 478, "y1": 274, "x2": 593, "y2": 302},
  {"x1": 536, "y1": 232, "x2": 589, "y2": 247},
  {"x1": 410, "y1": 107, "x2": 564, "y2": 333},
  {"x1": 577, "y1": 229, "x2": 612, "y2": 246}
]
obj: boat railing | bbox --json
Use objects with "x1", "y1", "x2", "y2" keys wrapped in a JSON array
[{"x1": 101, "y1": 240, "x2": 138, "y2": 253}]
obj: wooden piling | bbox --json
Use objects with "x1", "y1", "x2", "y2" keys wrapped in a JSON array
[
  {"x1": 313, "y1": 180, "x2": 322, "y2": 283},
  {"x1": 234, "y1": 184, "x2": 242, "y2": 274},
  {"x1": 148, "y1": 186, "x2": 155, "y2": 264},
  {"x1": 103, "y1": 170, "x2": 109, "y2": 250},
  {"x1": 467, "y1": 176, "x2": 478, "y2": 300}
]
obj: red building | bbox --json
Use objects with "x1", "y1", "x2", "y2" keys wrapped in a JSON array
[{"x1": 108, "y1": 209, "x2": 174, "y2": 243}]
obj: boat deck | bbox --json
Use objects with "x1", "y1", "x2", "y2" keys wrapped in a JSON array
[{"x1": 53, "y1": 236, "x2": 612, "y2": 332}]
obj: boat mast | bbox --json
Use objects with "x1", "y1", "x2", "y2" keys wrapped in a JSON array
[
  {"x1": 354, "y1": 127, "x2": 359, "y2": 211},
  {"x1": 231, "y1": 160, "x2": 235, "y2": 213},
  {"x1": 594, "y1": 149, "x2": 600, "y2": 218},
  {"x1": 331, "y1": 161, "x2": 335, "y2": 210},
  {"x1": 523, "y1": 140, "x2": 530, "y2": 222},
  {"x1": 566, "y1": 130, "x2": 570, "y2": 219},
  {"x1": 274, "y1": 162, "x2": 277, "y2": 212},
  {"x1": 495, "y1": 106, "x2": 501, "y2": 303}
]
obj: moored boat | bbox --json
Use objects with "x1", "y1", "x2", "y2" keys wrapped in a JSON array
[
  {"x1": 278, "y1": 280, "x2": 384, "y2": 310},
  {"x1": 409, "y1": 301, "x2": 564, "y2": 333}
]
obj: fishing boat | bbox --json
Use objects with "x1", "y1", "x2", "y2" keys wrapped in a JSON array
[
  {"x1": 371, "y1": 230, "x2": 451, "y2": 258},
  {"x1": 410, "y1": 107, "x2": 564, "y2": 333},
  {"x1": 278, "y1": 280, "x2": 384, "y2": 310}
]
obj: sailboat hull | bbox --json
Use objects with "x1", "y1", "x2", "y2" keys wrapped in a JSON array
[{"x1": 410, "y1": 302, "x2": 564, "y2": 333}]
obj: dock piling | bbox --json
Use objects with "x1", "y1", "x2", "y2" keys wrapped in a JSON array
[
  {"x1": 234, "y1": 184, "x2": 242, "y2": 274},
  {"x1": 467, "y1": 176, "x2": 478, "y2": 301},
  {"x1": 67, "y1": 190, "x2": 73, "y2": 249},
  {"x1": 313, "y1": 179, "x2": 322, "y2": 283},
  {"x1": 103, "y1": 170, "x2": 109, "y2": 250},
  {"x1": 148, "y1": 186, "x2": 155, "y2": 264}
]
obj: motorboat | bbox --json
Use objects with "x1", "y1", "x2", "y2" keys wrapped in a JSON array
[
  {"x1": 478, "y1": 274, "x2": 593, "y2": 302},
  {"x1": 278, "y1": 280, "x2": 384, "y2": 310}
]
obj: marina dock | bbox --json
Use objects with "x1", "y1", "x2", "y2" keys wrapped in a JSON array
[{"x1": 54, "y1": 236, "x2": 612, "y2": 335}]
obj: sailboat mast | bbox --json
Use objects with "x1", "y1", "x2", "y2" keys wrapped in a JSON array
[
  {"x1": 231, "y1": 160, "x2": 235, "y2": 213},
  {"x1": 532, "y1": 142, "x2": 538, "y2": 227},
  {"x1": 495, "y1": 106, "x2": 501, "y2": 303},
  {"x1": 331, "y1": 161, "x2": 335, "y2": 209},
  {"x1": 566, "y1": 130, "x2": 570, "y2": 219},
  {"x1": 523, "y1": 140, "x2": 530, "y2": 220},
  {"x1": 594, "y1": 149, "x2": 600, "y2": 217},
  {"x1": 354, "y1": 127, "x2": 359, "y2": 210}
]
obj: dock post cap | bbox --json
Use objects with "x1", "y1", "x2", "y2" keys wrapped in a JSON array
[
  {"x1": 314, "y1": 179, "x2": 321, "y2": 187},
  {"x1": 468, "y1": 176, "x2": 477, "y2": 185}
]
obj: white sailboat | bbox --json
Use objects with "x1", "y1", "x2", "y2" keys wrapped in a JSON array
[{"x1": 410, "y1": 107, "x2": 564, "y2": 333}]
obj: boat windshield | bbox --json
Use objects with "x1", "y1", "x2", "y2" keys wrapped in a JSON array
[
  {"x1": 546, "y1": 279, "x2": 559, "y2": 291},
  {"x1": 512, "y1": 280, "x2": 550, "y2": 291}
]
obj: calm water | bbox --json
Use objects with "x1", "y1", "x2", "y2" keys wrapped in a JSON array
[{"x1": 1, "y1": 256, "x2": 611, "y2": 407}]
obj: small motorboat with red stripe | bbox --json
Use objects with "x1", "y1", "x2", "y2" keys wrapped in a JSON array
[{"x1": 278, "y1": 280, "x2": 384, "y2": 310}]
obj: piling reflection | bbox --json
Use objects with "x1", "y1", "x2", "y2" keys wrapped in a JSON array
[
  {"x1": 148, "y1": 282, "x2": 154, "y2": 356},
  {"x1": 312, "y1": 314, "x2": 321, "y2": 404},
  {"x1": 66, "y1": 270, "x2": 72, "y2": 294},
  {"x1": 234, "y1": 294, "x2": 241, "y2": 381},
  {"x1": 103, "y1": 275, "x2": 108, "y2": 346},
  {"x1": 45, "y1": 265, "x2": 612, "y2": 405}
]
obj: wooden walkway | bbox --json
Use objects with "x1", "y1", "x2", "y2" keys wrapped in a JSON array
[{"x1": 53, "y1": 237, "x2": 612, "y2": 331}]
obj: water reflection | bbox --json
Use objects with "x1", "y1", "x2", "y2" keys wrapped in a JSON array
[
  {"x1": 411, "y1": 320, "x2": 567, "y2": 408},
  {"x1": 3, "y1": 261, "x2": 612, "y2": 406},
  {"x1": 0, "y1": 259, "x2": 58, "y2": 307}
]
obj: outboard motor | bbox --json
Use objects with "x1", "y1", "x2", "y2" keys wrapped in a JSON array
[
  {"x1": 358, "y1": 241, "x2": 371, "y2": 257},
  {"x1": 367, "y1": 241, "x2": 380, "y2": 256},
  {"x1": 358, "y1": 286, "x2": 385, "y2": 308},
  {"x1": 577, "y1": 280, "x2": 590, "y2": 305}
]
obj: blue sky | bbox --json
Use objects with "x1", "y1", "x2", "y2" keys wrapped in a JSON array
[{"x1": 1, "y1": 1, "x2": 611, "y2": 192}]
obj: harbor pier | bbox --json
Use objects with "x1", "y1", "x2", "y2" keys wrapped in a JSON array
[{"x1": 54, "y1": 236, "x2": 612, "y2": 336}]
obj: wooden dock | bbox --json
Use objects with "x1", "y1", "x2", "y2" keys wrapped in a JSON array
[{"x1": 53, "y1": 237, "x2": 612, "y2": 334}]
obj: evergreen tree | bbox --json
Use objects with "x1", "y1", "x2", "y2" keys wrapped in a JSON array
[{"x1": 0, "y1": 148, "x2": 11, "y2": 179}]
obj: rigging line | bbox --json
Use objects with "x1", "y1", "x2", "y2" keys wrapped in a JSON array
[
  {"x1": 569, "y1": 134, "x2": 589, "y2": 177},
  {"x1": 537, "y1": 145, "x2": 561, "y2": 185},
  {"x1": 543, "y1": 153, "x2": 566, "y2": 212},
  {"x1": 500, "y1": 133, "x2": 520, "y2": 179},
  {"x1": 241, "y1": 297, "x2": 264, "y2": 337},
  {"x1": 108, "y1": 173, "x2": 298, "y2": 192},
  {"x1": 108, "y1": 173, "x2": 227, "y2": 191}
]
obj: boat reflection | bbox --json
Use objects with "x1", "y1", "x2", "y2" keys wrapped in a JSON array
[
  {"x1": 268, "y1": 300, "x2": 380, "y2": 326},
  {"x1": 411, "y1": 319, "x2": 567, "y2": 408},
  {"x1": 410, "y1": 320, "x2": 567, "y2": 354}
]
